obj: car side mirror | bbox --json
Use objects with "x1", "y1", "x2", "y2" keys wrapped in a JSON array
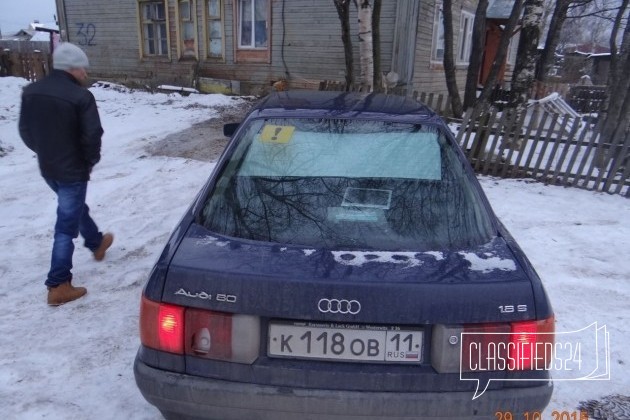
[{"x1": 223, "y1": 123, "x2": 240, "y2": 137}]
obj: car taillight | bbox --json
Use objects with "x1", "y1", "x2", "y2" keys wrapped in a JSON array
[
  {"x1": 508, "y1": 317, "x2": 555, "y2": 370},
  {"x1": 185, "y1": 308, "x2": 260, "y2": 364},
  {"x1": 461, "y1": 323, "x2": 511, "y2": 371},
  {"x1": 461, "y1": 316, "x2": 555, "y2": 372},
  {"x1": 139, "y1": 296, "x2": 260, "y2": 363},
  {"x1": 140, "y1": 296, "x2": 185, "y2": 354}
]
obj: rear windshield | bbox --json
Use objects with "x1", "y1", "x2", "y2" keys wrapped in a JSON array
[{"x1": 201, "y1": 118, "x2": 494, "y2": 250}]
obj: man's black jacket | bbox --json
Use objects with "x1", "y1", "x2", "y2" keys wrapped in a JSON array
[{"x1": 19, "y1": 70, "x2": 104, "y2": 182}]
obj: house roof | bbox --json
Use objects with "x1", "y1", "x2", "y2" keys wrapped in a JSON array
[
  {"x1": 1, "y1": 30, "x2": 31, "y2": 41},
  {"x1": 30, "y1": 31, "x2": 51, "y2": 42},
  {"x1": 31, "y1": 22, "x2": 59, "y2": 32},
  {"x1": 487, "y1": 0, "x2": 516, "y2": 20},
  {"x1": 564, "y1": 43, "x2": 611, "y2": 55}
]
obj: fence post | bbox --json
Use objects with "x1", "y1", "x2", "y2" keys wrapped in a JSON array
[
  {"x1": 9, "y1": 51, "x2": 23, "y2": 78},
  {"x1": 602, "y1": 125, "x2": 630, "y2": 193},
  {"x1": 435, "y1": 94, "x2": 444, "y2": 115},
  {"x1": 0, "y1": 49, "x2": 11, "y2": 76},
  {"x1": 562, "y1": 119, "x2": 592, "y2": 187},
  {"x1": 467, "y1": 107, "x2": 497, "y2": 170},
  {"x1": 33, "y1": 51, "x2": 46, "y2": 81},
  {"x1": 540, "y1": 114, "x2": 572, "y2": 183},
  {"x1": 549, "y1": 115, "x2": 582, "y2": 185},
  {"x1": 456, "y1": 106, "x2": 481, "y2": 154},
  {"x1": 500, "y1": 108, "x2": 529, "y2": 178},
  {"x1": 480, "y1": 109, "x2": 510, "y2": 175}
]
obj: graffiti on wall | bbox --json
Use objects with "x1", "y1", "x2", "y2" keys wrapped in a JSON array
[{"x1": 75, "y1": 23, "x2": 96, "y2": 46}]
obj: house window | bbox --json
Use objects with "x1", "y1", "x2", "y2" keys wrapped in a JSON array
[
  {"x1": 234, "y1": 0, "x2": 270, "y2": 63},
  {"x1": 179, "y1": 0, "x2": 197, "y2": 58},
  {"x1": 139, "y1": 1, "x2": 168, "y2": 56},
  {"x1": 431, "y1": 4, "x2": 445, "y2": 61},
  {"x1": 457, "y1": 10, "x2": 475, "y2": 64},
  {"x1": 206, "y1": 0, "x2": 223, "y2": 58},
  {"x1": 238, "y1": 0, "x2": 268, "y2": 49}
]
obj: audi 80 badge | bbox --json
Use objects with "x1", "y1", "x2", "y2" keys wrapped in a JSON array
[{"x1": 135, "y1": 91, "x2": 554, "y2": 420}]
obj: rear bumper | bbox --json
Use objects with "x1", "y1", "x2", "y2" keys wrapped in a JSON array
[{"x1": 134, "y1": 358, "x2": 553, "y2": 420}]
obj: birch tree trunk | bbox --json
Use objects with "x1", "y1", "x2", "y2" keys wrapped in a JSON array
[{"x1": 357, "y1": 0, "x2": 374, "y2": 91}]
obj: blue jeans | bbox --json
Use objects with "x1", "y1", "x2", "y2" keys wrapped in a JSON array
[{"x1": 45, "y1": 179, "x2": 103, "y2": 287}]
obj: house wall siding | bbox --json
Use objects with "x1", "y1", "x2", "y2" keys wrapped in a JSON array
[
  {"x1": 196, "y1": 0, "x2": 398, "y2": 93},
  {"x1": 412, "y1": 0, "x2": 478, "y2": 96},
  {"x1": 63, "y1": 0, "x2": 205, "y2": 86},
  {"x1": 57, "y1": 0, "x2": 474, "y2": 96}
]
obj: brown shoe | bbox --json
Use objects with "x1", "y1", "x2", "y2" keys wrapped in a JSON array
[
  {"x1": 47, "y1": 281, "x2": 87, "y2": 306},
  {"x1": 93, "y1": 233, "x2": 114, "y2": 261}
]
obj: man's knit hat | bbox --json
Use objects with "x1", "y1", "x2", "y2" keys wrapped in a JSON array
[{"x1": 53, "y1": 43, "x2": 90, "y2": 70}]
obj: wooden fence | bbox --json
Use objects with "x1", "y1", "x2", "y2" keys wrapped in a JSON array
[
  {"x1": 414, "y1": 90, "x2": 628, "y2": 196},
  {"x1": 316, "y1": 82, "x2": 628, "y2": 196},
  {"x1": 0, "y1": 49, "x2": 51, "y2": 82},
  {"x1": 454, "y1": 106, "x2": 629, "y2": 196},
  {"x1": 567, "y1": 85, "x2": 607, "y2": 114},
  {"x1": 428, "y1": 86, "x2": 629, "y2": 197},
  {"x1": 318, "y1": 81, "x2": 454, "y2": 116}
]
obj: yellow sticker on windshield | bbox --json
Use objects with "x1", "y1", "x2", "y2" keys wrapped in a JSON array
[{"x1": 260, "y1": 125, "x2": 295, "y2": 144}]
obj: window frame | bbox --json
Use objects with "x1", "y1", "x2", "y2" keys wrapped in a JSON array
[
  {"x1": 431, "y1": 3, "x2": 445, "y2": 63},
  {"x1": 204, "y1": 0, "x2": 225, "y2": 60},
  {"x1": 233, "y1": 0, "x2": 271, "y2": 63},
  {"x1": 176, "y1": 0, "x2": 199, "y2": 60},
  {"x1": 137, "y1": 0, "x2": 170, "y2": 59},
  {"x1": 456, "y1": 10, "x2": 475, "y2": 65}
]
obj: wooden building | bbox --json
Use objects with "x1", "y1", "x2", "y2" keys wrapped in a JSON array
[
  {"x1": 480, "y1": 0, "x2": 519, "y2": 88},
  {"x1": 54, "y1": 0, "x2": 482, "y2": 95}
]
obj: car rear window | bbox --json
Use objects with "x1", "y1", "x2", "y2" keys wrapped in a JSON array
[
  {"x1": 201, "y1": 118, "x2": 494, "y2": 250},
  {"x1": 239, "y1": 123, "x2": 441, "y2": 180}
]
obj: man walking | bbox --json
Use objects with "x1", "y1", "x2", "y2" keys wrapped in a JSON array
[{"x1": 19, "y1": 42, "x2": 113, "y2": 306}]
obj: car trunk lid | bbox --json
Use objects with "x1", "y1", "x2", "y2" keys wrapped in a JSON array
[{"x1": 162, "y1": 224, "x2": 536, "y2": 324}]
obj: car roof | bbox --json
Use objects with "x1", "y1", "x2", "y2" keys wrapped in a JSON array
[{"x1": 250, "y1": 91, "x2": 439, "y2": 122}]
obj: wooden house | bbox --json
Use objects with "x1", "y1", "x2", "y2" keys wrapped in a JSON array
[{"x1": 54, "y1": 0, "x2": 488, "y2": 95}]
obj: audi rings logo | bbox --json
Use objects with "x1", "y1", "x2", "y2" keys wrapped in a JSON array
[{"x1": 318, "y1": 298, "x2": 361, "y2": 315}]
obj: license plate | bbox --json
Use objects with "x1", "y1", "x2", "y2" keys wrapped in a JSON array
[{"x1": 268, "y1": 321, "x2": 423, "y2": 363}]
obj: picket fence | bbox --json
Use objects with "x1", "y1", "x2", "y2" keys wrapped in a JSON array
[
  {"x1": 319, "y1": 82, "x2": 628, "y2": 196},
  {"x1": 454, "y1": 105, "x2": 629, "y2": 196}
]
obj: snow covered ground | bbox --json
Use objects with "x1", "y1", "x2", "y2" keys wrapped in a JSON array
[{"x1": 0, "y1": 76, "x2": 628, "y2": 419}]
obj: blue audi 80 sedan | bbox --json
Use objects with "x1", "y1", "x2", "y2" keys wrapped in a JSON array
[{"x1": 134, "y1": 91, "x2": 554, "y2": 419}]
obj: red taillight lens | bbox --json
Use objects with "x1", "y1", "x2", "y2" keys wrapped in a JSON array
[
  {"x1": 462, "y1": 316, "x2": 555, "y2": 372},
  {"x1": 509, "y1": 317, "x2": 555, "y2": 370},
  {"x1": 461, "y1": 323, "x2": 510, "y2": 371},
  {"x1": 508, "y1": 320, "x2": 539, "y2": 370},
  {"x1": 140, "y1": 296, "x2": 185, "y2": 354}
]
